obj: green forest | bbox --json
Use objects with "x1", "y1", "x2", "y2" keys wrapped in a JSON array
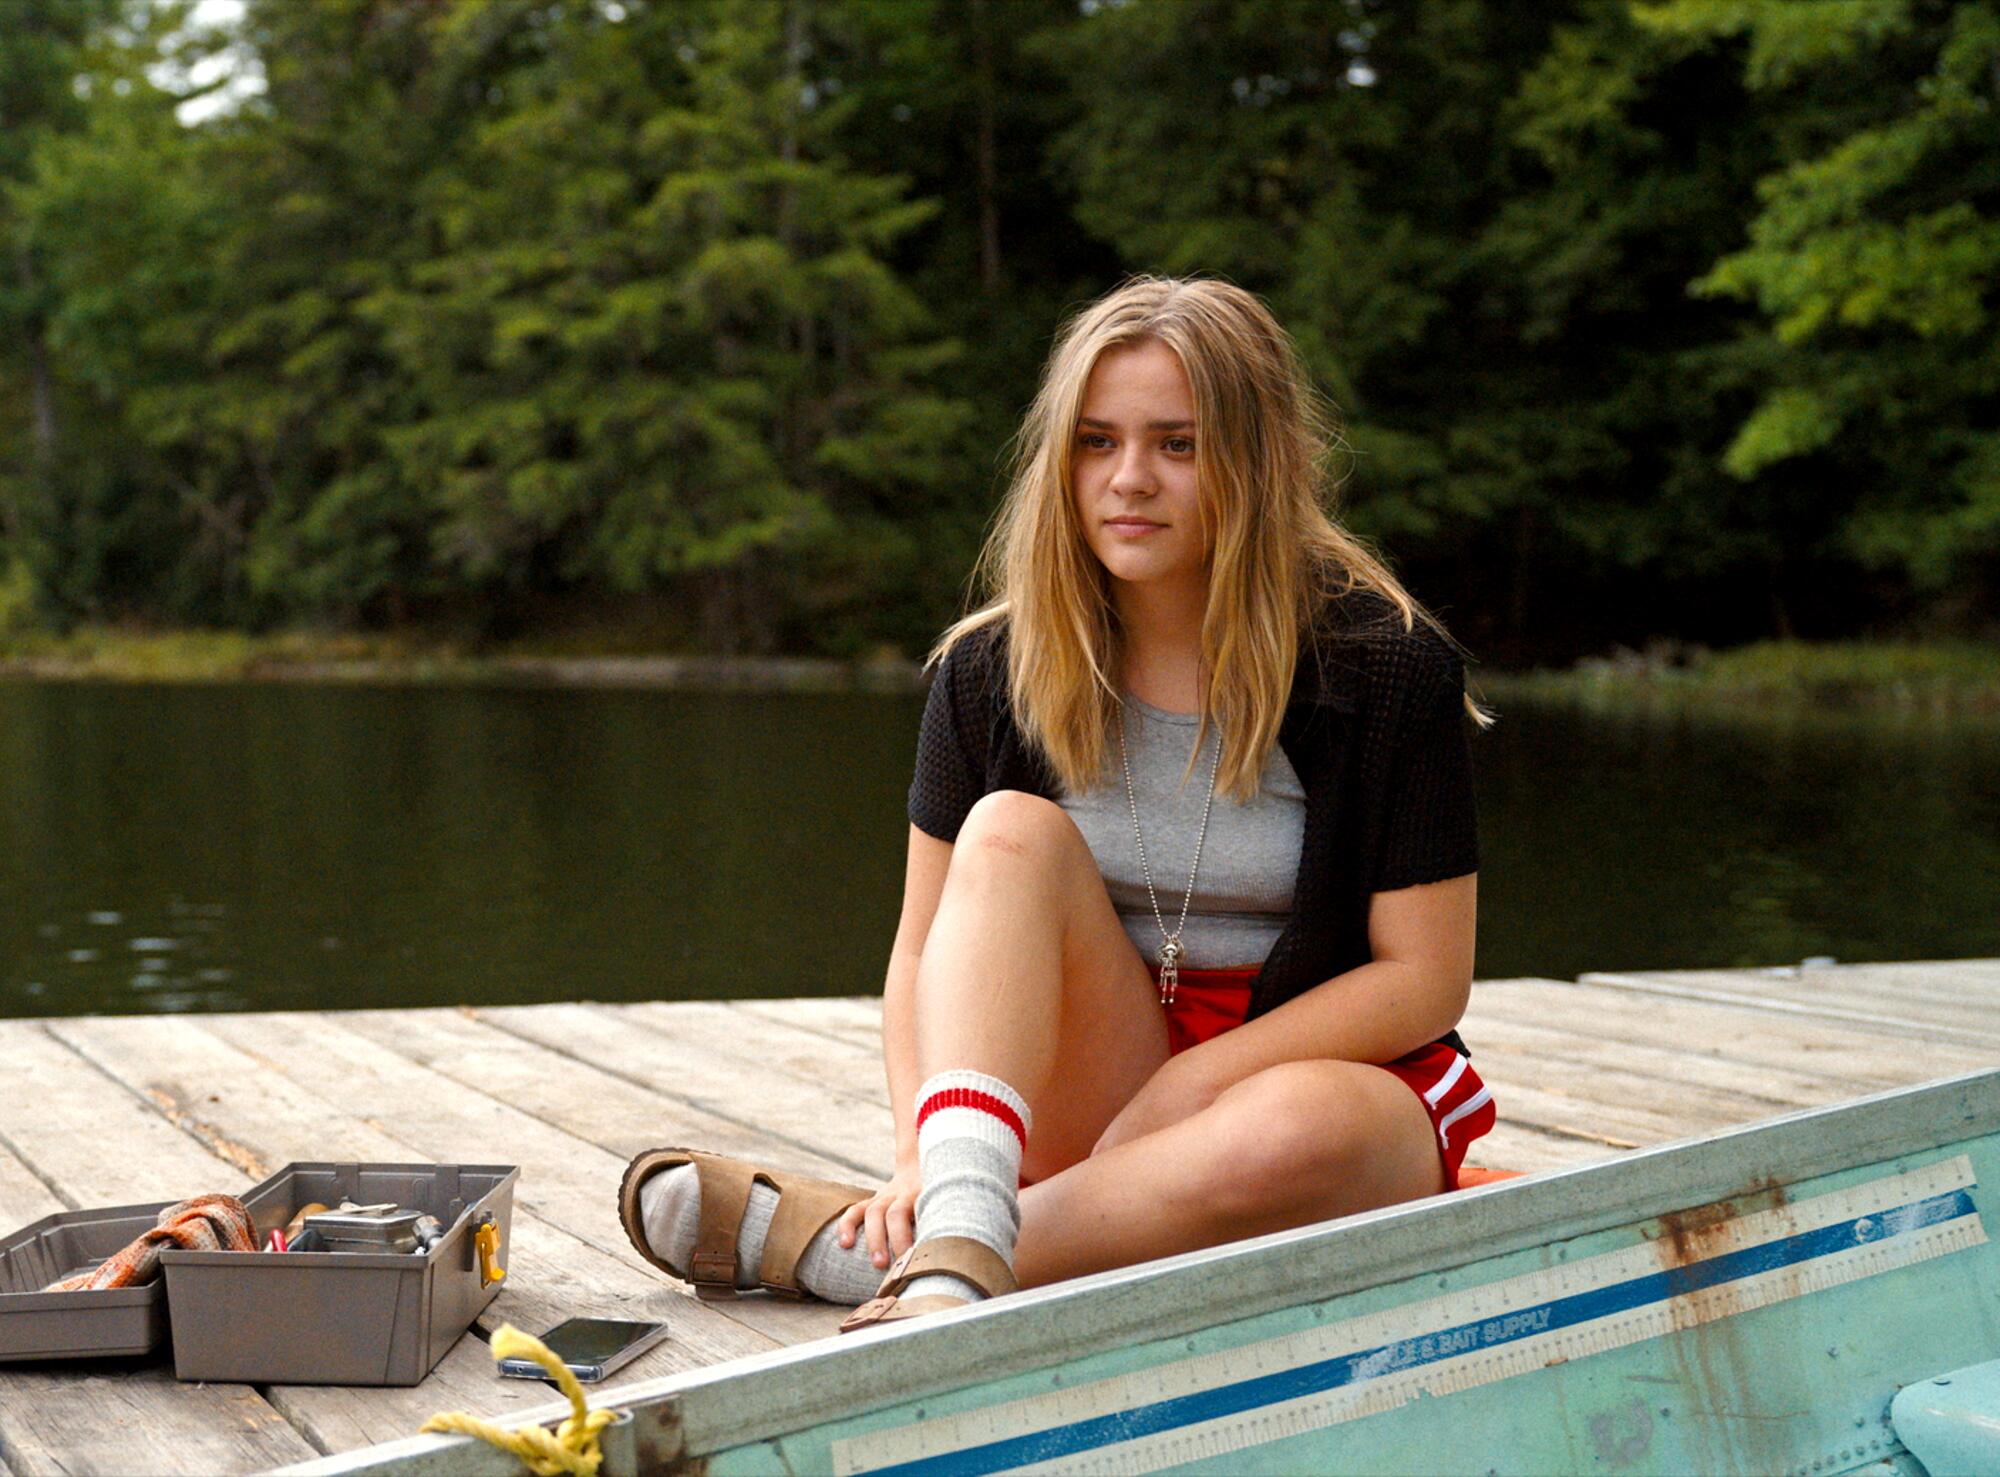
[{"x1": 3, "y1": 0, "x2": 1997, "y2": 666}]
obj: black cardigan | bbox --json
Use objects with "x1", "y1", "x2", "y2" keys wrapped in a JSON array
[{"x1": 906, "y1": 589, "x2": 1482, "y2": 1054}]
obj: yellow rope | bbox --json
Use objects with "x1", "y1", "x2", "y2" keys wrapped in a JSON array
[{"x1": 421, "y1": 1323, "x2": 620, "y2": 1477}]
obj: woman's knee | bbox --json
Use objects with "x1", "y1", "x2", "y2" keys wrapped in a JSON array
[
  {"x1": 954, "y1": 790, "x2": 1085, "y2": 869},
  {"x1": 1198, "y1": 1064, "x2": 1376, "y2": 1218}
]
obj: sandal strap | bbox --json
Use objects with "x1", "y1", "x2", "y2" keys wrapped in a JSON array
[
  {"x1": 689, "y1": 1155, "x2": 757, "y2": 1294},
  {"x1": 619, "y1": 1148, "x2": 691, "y2": 1280},
  {"x1": 877, "y1": 1235, "x2": 1018, "y2": 1301},
  {"x1": 839, "y1": 1292, "x2": 968, "y2": 1333},
  {"x1": 757, "y1": 1172, "x2": 868, "y2": 1297}
]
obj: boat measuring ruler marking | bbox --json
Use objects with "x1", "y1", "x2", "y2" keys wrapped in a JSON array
[{"x1": 831, "y1": 1156, "x2": 1984, "y2": 1476}]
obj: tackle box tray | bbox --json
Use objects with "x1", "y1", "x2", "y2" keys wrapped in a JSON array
[
  {"x1": 160, "y1": 1161, "x2": 517, "y2": 1386},
  {"x1": 0, "y1": 1200, "x2": 177, "y2": 1360}
]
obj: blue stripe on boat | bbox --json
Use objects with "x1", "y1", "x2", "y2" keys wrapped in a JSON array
[{"x1": 860, "y1": 1188, "x2": 1975, "y2": 1476}]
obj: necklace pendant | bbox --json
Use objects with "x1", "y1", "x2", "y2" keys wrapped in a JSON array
[{"x1": 1157, "y1": 938, "x2": 1182, "y2": 1007}]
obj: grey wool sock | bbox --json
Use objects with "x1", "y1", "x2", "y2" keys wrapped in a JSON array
[
  {"x1": 636, "y1": 1165, "x2": 882, "y2": 1306},
  {"x1": 904, "y1": 1069, "x2": 1031, "y2": 1305}
]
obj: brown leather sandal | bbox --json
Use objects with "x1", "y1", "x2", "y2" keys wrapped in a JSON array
[
  {"x1": 618, "y1": 1147, "x2": 871, "y2": 1300},
  {"x1": 837, "y1": 1234, "x2": 1018, "y2": 1332}
]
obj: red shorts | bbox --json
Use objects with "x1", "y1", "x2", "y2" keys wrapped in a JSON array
[{"x1": 1158, "y1": 964, "x2": 1497, "y2": 1192}]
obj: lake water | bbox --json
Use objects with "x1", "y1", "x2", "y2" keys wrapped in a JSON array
[{"x1": 4, "y1": 680, "x2": 1996, "y2": 1018}]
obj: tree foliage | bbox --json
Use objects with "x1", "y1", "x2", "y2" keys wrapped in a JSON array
[
  {"x1": 1639, "y1": 0, "x2": 2000, "y2": 603},
  {"x1": 2, "y1": 0, "x2": 1995, "y2": 656}
]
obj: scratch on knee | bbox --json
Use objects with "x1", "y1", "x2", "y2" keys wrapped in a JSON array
[{"x1": 975, "y1": 831, "x2": 1030, "y2": 857}]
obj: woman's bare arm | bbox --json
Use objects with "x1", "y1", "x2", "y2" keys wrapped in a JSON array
[{"x1": 1123, "y1": 873, "x2": 1477, "y2": 1121}]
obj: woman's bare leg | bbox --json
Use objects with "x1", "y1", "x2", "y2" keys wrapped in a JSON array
[
  {"x1": 1013, "y1": 1059, "x2": 1445, "y2": 1287},
  {"x1": 913, "y1": 789, "x2": 1171, "y2": 1172},
  {"x1": 907, "y1": 788, "x2": 1445, "y2": 1288}
]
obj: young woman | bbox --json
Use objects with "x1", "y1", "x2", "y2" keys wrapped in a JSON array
[{"x1": 619, "y1": 275, "x2": 1495, "y2": 1330}]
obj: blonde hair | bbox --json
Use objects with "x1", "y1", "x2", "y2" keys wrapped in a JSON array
[{"x1": 934, "y1": 273, "x2": 1493, "y2": 801}]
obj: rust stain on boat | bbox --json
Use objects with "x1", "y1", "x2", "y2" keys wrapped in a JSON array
[
  {"x1": 1653, "y1": 1177, "x2": 1790, "y2": 1268},
  {"x1": 1644, "y1": 1174, "x2": 1798, "y2": 1470},
  {"x1": 1651, "y1": 1178, "x2": 1790, "y2": 1331}
]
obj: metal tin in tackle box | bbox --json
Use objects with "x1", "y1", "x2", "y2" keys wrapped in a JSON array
[
  {"x1": 160, "y1": 1161, "x2": 517, "y2": 1386},
  {"x1": 302, "y1": 1206, "x2": 426, "y2": 1254},
  {"x1": 0, "y1": 1200, "x2": 178, "y2": 1360}
]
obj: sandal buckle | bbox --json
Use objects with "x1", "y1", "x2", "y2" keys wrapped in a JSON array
[
  {"x1": 840, "y1": 1297, "x2": 892, "y2": 1331},
  {"x1": 691, "y1": 1250, "x2": 736, "y2": 1289}
]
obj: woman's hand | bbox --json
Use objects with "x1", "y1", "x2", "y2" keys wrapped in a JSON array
[
  {"x1": 1091, "y1": 1053, "x2": 1223, "y2": 1157},
  {"x1": 836, "y1": 1161, "x2": 922, "y2": 1271}
]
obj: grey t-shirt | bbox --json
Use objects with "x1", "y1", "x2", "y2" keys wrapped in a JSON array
[{"x1": 1058, "y1": 694, "x2": 1306, "y2": 970}]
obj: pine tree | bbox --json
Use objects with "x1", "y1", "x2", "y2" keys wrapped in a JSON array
[{"x1": 372, "y1": 0, "x2": 973, "y2": 649}]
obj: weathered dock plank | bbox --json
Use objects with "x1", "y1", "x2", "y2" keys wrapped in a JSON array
[
  {"x1": 0, "y1": 1023, "x2": 261, "y2": 1203},
  {"x1": 730, "y1": 996, "x2": 886, "y2": 1050},
  {"x1": 0, "y1": 1141, "x2": 64, "y2": 1234},
  {"x1": 0, "y1": 1367, "x2": 316, "y2": 1477},
  {"x1": 1581, "y1": 958, "x2": 2000, "y2": 1046},
  {"x1": 477, "y1": 1002, "x2": 896, "y2": 1175},
  {"x1": 624, "y1": 1000, "x2": 891, "y2": 1103},
  {"x1": 1464, "y1": 980, "x2": 1994, "y2": 1099},
  {"x1": 329, "y1": 1007, "x2": 875, "y2": 1181},
  {"x1": 1477, "y1": 975, "x2": 1997, "y2": 1087}
]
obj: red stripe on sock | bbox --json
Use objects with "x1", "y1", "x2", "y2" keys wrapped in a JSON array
[{"x1": 916, "y1": 1086, "x2": 1028, "y2": 1151}]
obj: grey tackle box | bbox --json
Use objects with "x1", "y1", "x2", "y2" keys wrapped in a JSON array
[
  {"x1": 0, "y1": 1200, "x2": 177, "y2": 1360},
  {"x1": 161, "y1": 1161, "x2": 517, "y2": 1386},
  {"x1": 160, "y1": 1160, "x2": 516, "y2": 1376}
]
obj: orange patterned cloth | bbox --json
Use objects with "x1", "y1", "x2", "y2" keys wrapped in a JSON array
[{"x1": 46, "y1": 1194, "x2": 257, "y2": 1291}]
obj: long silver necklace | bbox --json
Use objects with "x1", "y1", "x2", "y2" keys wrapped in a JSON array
[{"x1": 1116, "y1": 699, "x2": 1222, "y2": 1007}]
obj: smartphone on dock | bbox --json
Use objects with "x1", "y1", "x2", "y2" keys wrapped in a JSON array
[{"x1": 497, "y1": 1317, "x2": 670, "y2": 1383}]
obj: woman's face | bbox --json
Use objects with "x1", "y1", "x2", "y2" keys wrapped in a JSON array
[{"x1": 1070, "y1": 338, "x2": 1208, "y2": 598}]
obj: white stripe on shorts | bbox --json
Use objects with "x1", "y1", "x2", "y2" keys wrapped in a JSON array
[
  {"x1": 1436, "y1": 1084, "x2": 1495, "y2": 1149},
  {"x1": 1421, "y1": 1051, "x2": 1470, "y2": 1108}
]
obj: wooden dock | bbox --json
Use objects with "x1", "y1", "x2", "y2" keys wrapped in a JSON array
[{"x1": 2, "y1": 959, "x2": 1996, "y2": 1475}]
